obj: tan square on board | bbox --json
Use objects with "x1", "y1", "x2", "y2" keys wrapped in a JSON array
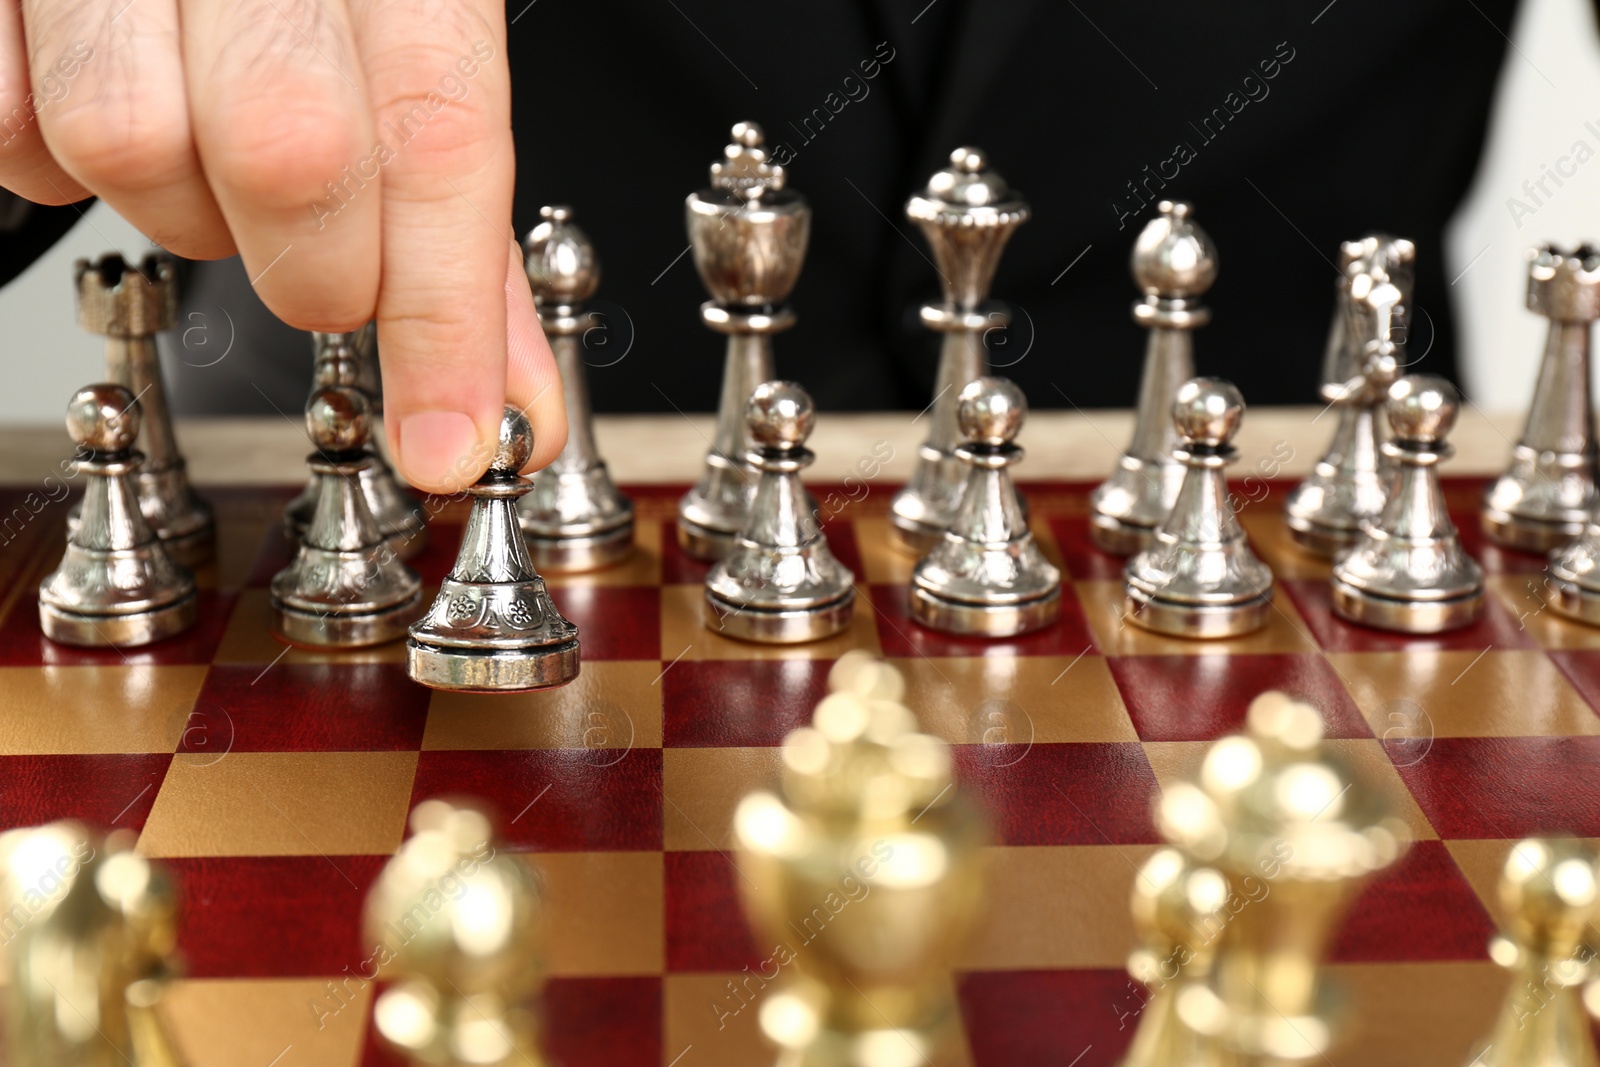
[
  {"x1": 0, "y1": 664, "x2": 204, "y2": 755},
  {"x1": 544, "y1": 520, "x2": 662, "y2": 588},
  {"x1": 423, "y1": 660, "x2": 663, "y2": 751},
  {"x1": 1487, "y1": 573, "x2": 1600, "y2": 651},
  {"x1": 659, "y1": 584, "x2": 883, "y2": 662},
  {"x1": 165, "y1": 977, "x2": 371, "y2": 1067},
  {"x1": 1329, "y1": 648, "x2": 1600, "y2": 738},
  {"x1": 540, "y1": 851, "x2": 663, "y2": 976},
  {"x1": 212, "y1": 588, "x2": 408, "y2": 666},
  {"x1": 138, "y1": 751, "x2": 416, "y2": 858},
  {"x1": 1238, "y1": 509, "x2": 1333, "y2": 581},
  {"x1": 663, "y1": 747, "x2": 784, "y2": 852},
  {"x1": 1328, "y1": 961, "x2": 1504, "y2": 1067},
  {"x1": 1076, "y1": 580, "x2": 1318, "y2": 656},
  {"x1": 893, "y1": 654, "x2": 1137, "y2": 744}
]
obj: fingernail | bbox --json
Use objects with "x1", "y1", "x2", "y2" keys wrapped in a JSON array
[{"x1": 399, "y1": 411, "x2": 482, "y2": 491}]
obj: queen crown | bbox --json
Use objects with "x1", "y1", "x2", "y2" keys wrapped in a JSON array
[
  {"x1": 710, "y1": 122, "x2": 785, "y2": 200},
  {"x1": 75, "y1": 252, "x2": 178, "y2": 337}
]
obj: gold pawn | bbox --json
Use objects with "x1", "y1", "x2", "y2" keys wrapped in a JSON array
[{"x1": 363, "y1": 800, "x2": 546, "y2": 1067}]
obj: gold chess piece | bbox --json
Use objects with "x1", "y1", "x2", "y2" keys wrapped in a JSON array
[
  {"x1": 1154, "y1": 691, "x2": 1410, "y2": 1065},
  {"x1": 1468, "y1": 838, "x2": 1600, "y2": 1067},
  {"x1": 363, "y1": 799, "x2": 547, "y2": 1067},
  {"x1": 1119, "y1": 848, "x2": 1230, "y2": 1067},
  {"x1": 732, "y1": 652, "x2": 989, "y2": 1067},
  {"x1": 0, "y1": 823, "x2": 184, "y2": 1067}
]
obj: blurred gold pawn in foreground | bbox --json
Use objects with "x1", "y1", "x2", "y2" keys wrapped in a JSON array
[
  {"x1": 1130, "y1": 690, "x2": 1410, "y2": 1065},
  {"x1": 364, "y1": 800, "x2": 546, "y2": 1067},
  {"x1": 0, "y1": 822, "x2": 184, "y2": 1067},
  {"x1": 733, "y1": 651, "x2": 989, "y2": 1067}
]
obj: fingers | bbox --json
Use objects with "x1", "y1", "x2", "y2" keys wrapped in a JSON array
[
  {"x1": 354, "y1": 0, "x2": 518, "y2": 493},
  {"x1": 20, "y1": 0, "x2": 232, "y2": 256},
  {"x1": 0, "y1": 0, "x2": 89, "y2": 204},
  {"x1": 180, "y1": 0, "x2": 378, "y2": 321},
  {"x1": 504, "y1": 242, "x2": 566, "y2": 472}
]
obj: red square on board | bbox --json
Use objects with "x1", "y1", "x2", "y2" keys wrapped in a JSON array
[
  {"x1": 869, "y1": 584, "x2": 1097, "y2": 659},
  {"x1": 952, "y1": 743, "x2": 1162, "y2": 846},
  {"x1": 957, "y1": 969, "x2": 1133, "y2": 1067},
  {"x1": 1049, "y1": 516, "x2": 1128, "y2": 583},
  {"x1": 1547, "y1": 651, "x2": 1600, "y2": 719},
  {"x1": 195, "y1": 663, "x2": 430, "y2": 752},
  {"x1": 1281, "y1": 578, "x2": 1536, "y2": 654},
  {"x1": 0, "y1": 589, "x2": 237, "y2": 667},
  {"x1": 660, "y1": 519, "x2": 713, "y2": 586},
  {"x1": 1329, "y1": 840, "x2": 1495, "y2": 962},
  {"x1": 1394, "y1": 736, "x2": 1600, "y2": 838},
  {"x1": 1108, "y1": 653, "x2": 1371, "y2": 742},
  {"x1": 410, "y1": 749, "x2": 662, "y2": 852},
  {"x1": 0, "y1": 753, "x2": 170, "y2": 832},
  {"x1": 663, "y1": 658, "x2": 832, "y2": 747},
  {"x1": 550, "y1": 585, "x2": 660, "y2": 661},
  {"x1": 664, "y1": 850, "x2": 764, "y2": 973}
]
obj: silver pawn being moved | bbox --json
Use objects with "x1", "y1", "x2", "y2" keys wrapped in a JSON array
[
  {"x1": 1333, "y1": 375, "x2": 1484, "y2": 633},
  {"x1": 1123, "y1": 378, "x2": 1273, "y2": 638},
  {"x1": 1483, "y1": 244, "x2": 1600, "y2": 551},
  {"x1": 284, "y1": 327, "x2": 428, "y2": 559},
  {"x1": 678, "y1": 122, "x2": 811, "y2": 561},
  {"x1": 889, "y1": 147, "x2": 1031, "y2": 554},
  {"x1": 705, "y1": 382, "x2": 855, "y2": 643},
  {"x1": 1091, "y1": 201, "x2": 1218, "y2": 556},
  {"x1": 1285, "y1": 235, "x2": 1413, "y2": 555},
  {"x1": 272, "y1": 386, "x2": 424, "y2": 648},
  {"x1": 40, "y1": 385, "x2": 197, "y2": 647},
  {"x1": 408, "y1": 406, "x2": 580, "y2": 692},
  {"x1": 518, "y1": 205, "x2": 634, "y2": 571},
  {"x1": 911, "y1": 377, "x2": 1060, "y2": 636},
  {"x1": 73, "y1": 253, "x2": 213, "y2": 566}
]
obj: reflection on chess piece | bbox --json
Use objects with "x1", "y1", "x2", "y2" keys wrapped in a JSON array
[
  {"x1": 678, "y1": 122, "x2": 811, "y2": 561},
  {"x1": 1123, "y1": 378, "x2": 1273, "y2": 638},
  {"x1": 1464, "y1": 838, "x2": 1600, "y2": 1067},
  {"x1": 1156, "y1": 691, "x2": 1410, "y2": 1065},
  {"x1": 1091, "y1": 201, "x2": 1217, "y2": 556},
  {"x1": 40, "y1": 385, "x2": 197, "y2": 647},
  {"x1": 271, "y1": 386, "x2": 424, "y2": 647},
  {"x1": 890, "y1": 147, "x2": 1031, "y2": 554},
  {"x1": 733, "y1": 653, "x2": 988, "y2": 1067},
  {"x1": 704, "y1": 381, "x2": 855, "y2": 642},
  {"x1": 1285, "y1": 235, "x2": 1413, "y2": 555},
  {"x1": 365, "y1": 800, "x2": 547, "y2": 1067},
  {"x1": 518, "y1": 205, "x2": 634, "y2": 571},
  {"x1": 1332, "y1": 375, "x2": 1485, "y2": 633},
  {"x1": 407, "y1": 405, "x2": 580, "y2": 691},
  {"x1": 911, "y1": 377, "x2": 1060, "y2": 636},
  {"x1": 1483, "y1": 245, "x2": 1600, "y2": 551},
  {"x1": 0, "y1": 822, "x2": 185, "y2": 1067},
  {"x1": 1119, "y1": 848, "x2": 1230, "y2": 1067},
  {"x1": 285, "y1": 326, "x2": 428, "y2": 560},
  {"x1": 73, "y1": 253, "x2": 213, "y2": 566}
]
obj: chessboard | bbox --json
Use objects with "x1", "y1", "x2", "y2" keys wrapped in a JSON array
[{"x1": 0, "y1": 474, "x2": 1586, "y2": 1067}]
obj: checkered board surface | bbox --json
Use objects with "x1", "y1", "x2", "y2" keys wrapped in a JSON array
[{"x1": 0, "y1": 476, "x2": 1593, "y2": 1066}]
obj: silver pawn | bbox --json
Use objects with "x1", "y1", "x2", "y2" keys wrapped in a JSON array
[
  {"x1": 910, "y1": 377, "x2": 1060, "y2": 636},
  {"x1": 705, "y1": 382, "x2": 855, "y2": 643},
  {"x1": 272, "y1": 386, "x2": 424, "y2": 647},
  {"x1": 1091, "y1": 201, "x2": 1218, "y2": 556},
  {"x1": 889, "y1": 147, "x2": 1031, "y2": 554},
  {"x1": 407, "y1": 406, "x2": 580, "y2": 691},
  {"x1": 1285, "y1": 235, "x2": 1413, "y2": 555},
  {"x1": 284, "y1": 328, "x2": 428, "y2": 559},
  {"x1": 1333, "y1": 375, "x2": 1485, "y2": 633},
  {"x1": 73, "y1": 253, "x2": 213, "y2": 566},
  {"x1": 1123, "y1": 378, "x2": 1273, "y2": 638},
  {"x1": 678, "y1": 122, "x2": 812, "y2": 561},
  {"x1": 39, "y1": 385, "x2": 197, "y2": 647},
  {"x1": 517, "y1": 205, "x2": 634, "y2": 571},
  {"x1": 1483, "y1": 244, "x2": 1600, "y2": 551}
]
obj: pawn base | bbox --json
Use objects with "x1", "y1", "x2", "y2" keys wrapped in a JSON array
[
  {"x1": 911, "y1": 586, "x2": 1059, "y2": 637},
  {"x1": 526, "y1": 521, "x2": 635, "y2": 574},
  {"x1": 406, "y1": 637, "x2": 581, "y2": 692},
  {"x1": 272, "y1": 591, "x2": 424, "y2": 649},
  {"x1": 1122, "y1": 586, "x2": 1272, "y2": 639},
  {"x1": 40, "y1": 592, "x2": 198, "y2": 648},
  {"x1": 888, "y1": 513, "x2": 945, "y2": 557},
  {"x1": 1285, "y1": 514, "x2": 1360, "y2": 558},
  {"x1": 677, "y1": 517, "x2": 739, "y2": 563},
  {"x1": 1550, "y1": 577, "x2": 1600, "y2": 627},
  {"x1": 158, "y1": 524, "x2": 215, "y2": 569},
  {"x1": 1331, "y1": 578, "x2": 1484, "y2": 634},
  {"x1": 704, "y1": 589, "x2": 855, "y2": 644},
  {"x1": 1088, "y1": 514, "x2": 1156, "y2": 557},
  {"x1": 1480, "y1": 506, "x2": 1584, "y2": 554}
]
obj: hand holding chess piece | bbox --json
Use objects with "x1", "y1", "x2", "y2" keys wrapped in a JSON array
[
  {"x1": 39, "y1": 384, "x2": 197, "y2": 647},
  {"x1": 733, "y1": 652, "x2": 988, "y2": 1067},
  {"x1": 0, "y1": 823, "x2": 184, "y2": 1067},
  {"x1": 365, "y1": 800, "x2": 547, "y2": 1067}
]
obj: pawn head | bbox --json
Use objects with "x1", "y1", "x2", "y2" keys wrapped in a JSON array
[
  {"x1": 490, "y1": 405, "x2": 536, "y2": 474},
  {"x1": 747, "y1": 380, "x2": 815, "y2": 450},
  {"x1": 957, "y1": 376, "x2": 1026, "y2": 446},
  {"x1": 1498, "y1": 837, "x2": 1599, "y2": 955},
  {"x1": 1172, "y1": 377, "x2": 1243, "y2": 447},
  {"x1": 524, "y1": 204, "x2": 600, "y2": 306},
  {"x1": 66, "y1": 383, "x2": 140, "y2": 453},
  {"x1": 1386, "y1": 375, "x2": 1458, "y2": 443},
  {"x1": 306, "y1": 386, "x2": 371, "y2": 453},
  {"x1": 1131, "y1": 201, "x2": 1218, "y2": 298}
]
